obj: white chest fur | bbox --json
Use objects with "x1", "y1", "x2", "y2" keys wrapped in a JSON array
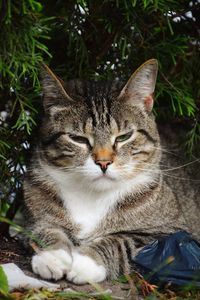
[
  {"x1": 61, "y1": 188, "x2": 118, "y2": 238},
  {"x1": 42, "y1": 163, "x2": 153, "y2": 239}
]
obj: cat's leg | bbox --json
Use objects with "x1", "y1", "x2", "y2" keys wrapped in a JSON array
[
  {"x1": 30, "y1": 226, "x2": 74, "y2": 280},
  {"x1": 66, "y1": 234, "x2": 138, "y2": 284},
  {"x1": 30, "y1": 228, "x2": 138, "y2": 283},
  {"x1": 23, "y1": 181, "x2": 77, "y2": 281},
  {"x1": 30, "y1": 226, "x2": 107, "y2": 283}
]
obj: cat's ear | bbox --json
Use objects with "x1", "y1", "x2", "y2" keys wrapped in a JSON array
[
  {"x1": 41, "y1": 64, "x2": 73, "y2": 112},
  {"x1": 118, "y1": 59, "x2": 158, "y2": 112}
]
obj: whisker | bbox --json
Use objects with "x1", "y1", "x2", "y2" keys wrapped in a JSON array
[
  {"x1": 120, "y1": 164, "x2": 200, "y2": 182},
  {"x1": 160, "y1": 158, "x2": 200, "y2": 172},
  {"x1": 58, "y1": 165, "x2": 88, "y2": 171},
  {"x1": 162, "y1": 173, "x2": 200, "y2": 182},
  {"x1": 126, "y1": 158, "x2": 200, "y2": 172},
  {"x1": 151, "y1": 146, "x2": 180, "y2": 157},
  {"x1": 141, "y1": 161, "x2": 169, "y2": 168}
]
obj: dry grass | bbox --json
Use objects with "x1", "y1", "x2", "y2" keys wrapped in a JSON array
[{"x1": 1, "y1": 272, "x2": 200, "y2": 300}]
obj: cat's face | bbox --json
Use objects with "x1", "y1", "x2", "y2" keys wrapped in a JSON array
[{"x1": 39, "y1": 60, "x2": 160, "y2": 191}]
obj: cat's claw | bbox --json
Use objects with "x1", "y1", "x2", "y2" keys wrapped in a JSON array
[
  {"x1": 32, "y1": 249, "x2": 72, "y2": 280},
  {"x1": 67, "y1": 252, "x2": 106, "y2": 284}
]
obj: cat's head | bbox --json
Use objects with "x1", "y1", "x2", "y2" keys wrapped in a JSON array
[{"x1": 39, "y1": 60, "x2": 160, "y2": 191}]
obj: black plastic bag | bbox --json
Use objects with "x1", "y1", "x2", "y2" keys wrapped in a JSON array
[{"x1": 134, "y1": 231, "x2": 200, "y2": 287}]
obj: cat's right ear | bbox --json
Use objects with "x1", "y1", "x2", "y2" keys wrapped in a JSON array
[
  {"x1": 118, "y1": 59, "x2": 158, "y2": 112},
  {"x1": 41, "y1": 64, "x2": 73, "y2": 112}
]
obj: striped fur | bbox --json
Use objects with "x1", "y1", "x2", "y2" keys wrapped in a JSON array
[{"x1": 23, "y1": 60, "x2": 200, "y2": 283}]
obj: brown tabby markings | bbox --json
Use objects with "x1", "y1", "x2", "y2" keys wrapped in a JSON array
[{"x1": 23, "y1": 59, "x2": 200, "y2": 284}]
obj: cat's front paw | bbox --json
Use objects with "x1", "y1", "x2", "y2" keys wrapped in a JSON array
[
  {"x1": 67, "y1": 252, "x2": 106, "y2": 284},
  {"x1": 32, "y1": 249, "x2": 72, "y2": 280}
]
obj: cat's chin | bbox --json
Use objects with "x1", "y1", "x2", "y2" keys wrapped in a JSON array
[
  {"x1": 90, "y1": 175, "x2": 118, "y2": 191},
  {"x1": 92, "y1": 174, "x2": 116, "y2": 182}
]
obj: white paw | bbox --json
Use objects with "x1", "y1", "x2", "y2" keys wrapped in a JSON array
[
  {"x1": 67, "y1": 252, "x2": 106, "y2": 284},
  {"x1": 32, "y1": 249, "x2": 72, "y2": 280}
]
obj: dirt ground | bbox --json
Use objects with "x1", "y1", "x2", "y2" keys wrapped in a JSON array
[
  {"x1": 0, "y1": 236, "x2": 142, "y2": 299},
  {"x1": 2, "y1": 236, "x2": 200, "y2": 300}
]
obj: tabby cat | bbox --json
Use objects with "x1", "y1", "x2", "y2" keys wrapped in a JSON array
[{"x1": 23, "y1": 59, "x2": 200, "y2": 284}]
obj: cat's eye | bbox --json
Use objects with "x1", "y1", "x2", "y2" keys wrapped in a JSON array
[
  {"x1": 69, "y1": 134, "x2": 90, "y2": 145},
  {"x1": 115, "y1": 131, "x2": 133, "y2": 143}
]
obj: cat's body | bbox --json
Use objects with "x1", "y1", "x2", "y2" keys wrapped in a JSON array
[{"x1": 23, "y1": 60, "x2": 200, "y2": 283}]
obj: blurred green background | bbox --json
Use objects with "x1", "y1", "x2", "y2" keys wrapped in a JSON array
[{"x1": 0, "y1": 0, "x2": 200, "y2": 235}]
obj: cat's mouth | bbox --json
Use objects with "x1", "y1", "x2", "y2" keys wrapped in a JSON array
[{"x1": 92, "y1": 173, "x2": 116, "y2": 182}]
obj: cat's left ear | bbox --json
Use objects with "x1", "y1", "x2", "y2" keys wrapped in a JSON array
[
  {"x1": 41, "y1": 64, "x2": 73, "y2": 112},
  {"x1": 118, "y1": 59, "x2": 158, "y2": 112}
]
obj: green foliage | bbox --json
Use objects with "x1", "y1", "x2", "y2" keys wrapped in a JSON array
[
  {"x1": 0, "y1": 266, "x2": 9, "y2": 295},
  {"x1": 185, "y1": 121, "x2": 200, "y2": 155},
  {"x1": 0, "y1": 216, "x2": 47, "y2": 247},
  {"x1": 0, "y1": 0, "x2": 51, "y2": 227},
  {"x1": 0, "y1": 0, "x2": 200, "y2": 233}
]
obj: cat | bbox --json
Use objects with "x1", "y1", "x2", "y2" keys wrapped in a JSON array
[{"x1": 23, "y1": 59, "x2": 200, "y2": 284}]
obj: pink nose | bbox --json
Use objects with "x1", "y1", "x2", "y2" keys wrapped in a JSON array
[{"x1": 95, "y1": 160, "x2": 113, "y2": 173}]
